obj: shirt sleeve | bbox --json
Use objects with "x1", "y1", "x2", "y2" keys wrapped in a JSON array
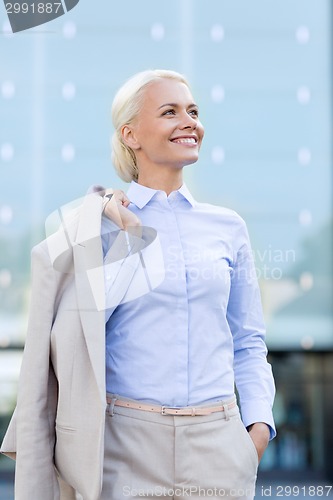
[{"x1": 227, "y1": 216, "x2": 276, "y2": 439}]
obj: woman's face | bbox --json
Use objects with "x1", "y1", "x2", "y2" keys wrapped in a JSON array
[{"x1": 124, "y1": 78, "x2": 204, "y2": 172}]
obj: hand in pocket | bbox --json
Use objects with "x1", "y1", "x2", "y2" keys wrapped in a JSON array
[{"x1": 247, "y1": 422, "x2": 270, "y2": 462}]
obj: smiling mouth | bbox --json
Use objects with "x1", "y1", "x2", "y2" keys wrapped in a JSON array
[{"x1": 170, "y1": 137, "x2": 197, "y2": 144}]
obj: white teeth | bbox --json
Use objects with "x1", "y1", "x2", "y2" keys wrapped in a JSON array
[{"x1": 173, "y1": 138, "x2": 196, "y2": 144}]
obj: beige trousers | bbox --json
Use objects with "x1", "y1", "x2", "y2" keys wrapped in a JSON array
[{"x1": 100, "y1": 395, "x2": 258, "y2": 500}]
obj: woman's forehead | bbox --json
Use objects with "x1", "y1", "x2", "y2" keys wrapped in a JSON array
[{"x1": 142, "y1": 79, "x2": 194, "y2": 107}]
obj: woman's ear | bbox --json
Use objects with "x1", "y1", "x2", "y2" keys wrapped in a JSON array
[{"x1": 121, "y1": 125, "x2": 140, "y2": 150}]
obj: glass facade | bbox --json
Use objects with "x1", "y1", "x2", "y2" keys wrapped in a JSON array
[
  {"x1": 1, "y1": 0, "x2": 332, "y2": 491},
  {"x1": 262, "y1": 353, "x2": 333, "y2": 479}
]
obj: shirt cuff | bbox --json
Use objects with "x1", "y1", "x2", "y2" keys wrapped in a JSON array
[{"x1": 240, "y1": 399, "x2": 276, "y2": 440}]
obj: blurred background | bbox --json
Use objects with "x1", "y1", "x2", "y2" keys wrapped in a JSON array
[{"x1": 1, "y1": 0, "x2": 332, "y2": 497}]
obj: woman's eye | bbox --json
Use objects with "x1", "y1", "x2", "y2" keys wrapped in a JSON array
[
  {"x1": 162, "y1": 109, "x2": 175, "y2": 116},
  {"x1": 189, "y1": 109, "x2": 199, "y2": 117}
]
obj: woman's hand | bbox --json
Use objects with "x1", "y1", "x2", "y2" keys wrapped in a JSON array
[
  {"x1": 103, "y1": 189, "x2": 142, "y2": 235},
  {"x1": 247, "y1": 422, "x2": 270, "y2": 463}
]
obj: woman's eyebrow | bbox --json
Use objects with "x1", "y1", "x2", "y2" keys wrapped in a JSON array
[{"x1": 157, "y1": 102, "x2": 198, "y2": 110}]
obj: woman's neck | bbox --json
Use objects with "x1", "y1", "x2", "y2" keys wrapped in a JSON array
[{"x1": 137, "y1": 169, "x2": 183, "y2": 196}]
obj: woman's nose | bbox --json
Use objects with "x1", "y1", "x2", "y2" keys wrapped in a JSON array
[{"x1": 179, "y1": 112, "x2": 197, "y2": 129}]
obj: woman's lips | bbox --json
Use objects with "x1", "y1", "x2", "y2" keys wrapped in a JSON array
[{"x1": 170, "y1": 136, "x2": 198, "y2": 145}]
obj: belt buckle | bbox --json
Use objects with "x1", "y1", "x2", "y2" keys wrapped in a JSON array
[
  {"x1": 161, "y1": 406, "x2": 197, "y2": 416},
  {"x1": 161, "y1": 405, "x2": 180, "y2": 416}
]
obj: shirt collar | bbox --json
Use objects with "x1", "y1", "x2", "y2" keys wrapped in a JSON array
[{"x1": 127, "y1": 180, "x2": 196, "y2": 209}]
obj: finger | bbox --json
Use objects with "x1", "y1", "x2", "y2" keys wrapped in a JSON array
[
  {"x1": 113, "y1": 191, "x2": 131, "y2": 207},
  {"x1": 112, "y1": 189, "x2": 125, "y2": 199}
]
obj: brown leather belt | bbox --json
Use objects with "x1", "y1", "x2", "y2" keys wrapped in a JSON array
[{"x1": 106, "y1": 396, "x2": 237, "y2": 416}]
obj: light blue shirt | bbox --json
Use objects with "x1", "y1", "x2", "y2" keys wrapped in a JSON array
[{"x1": 102, "y1": 181, "x2": 276, "y2": 437}]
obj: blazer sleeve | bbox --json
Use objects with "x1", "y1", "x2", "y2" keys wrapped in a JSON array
[{"x1": 1, "y1": 243, "x2": 63, "y2": 499}]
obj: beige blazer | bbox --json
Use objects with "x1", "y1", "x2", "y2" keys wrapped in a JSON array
[{"x1": 0, "y1": 190, "x2": 153, "y2": 500}]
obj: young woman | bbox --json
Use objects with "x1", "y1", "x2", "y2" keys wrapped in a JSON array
[{"x1": 1, "y1": 69, "x2": 275, "y2": 500}]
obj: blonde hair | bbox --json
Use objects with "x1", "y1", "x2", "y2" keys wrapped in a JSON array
[{"x1": 111, "y1": 69, "x2": 189, "y2": 182}]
